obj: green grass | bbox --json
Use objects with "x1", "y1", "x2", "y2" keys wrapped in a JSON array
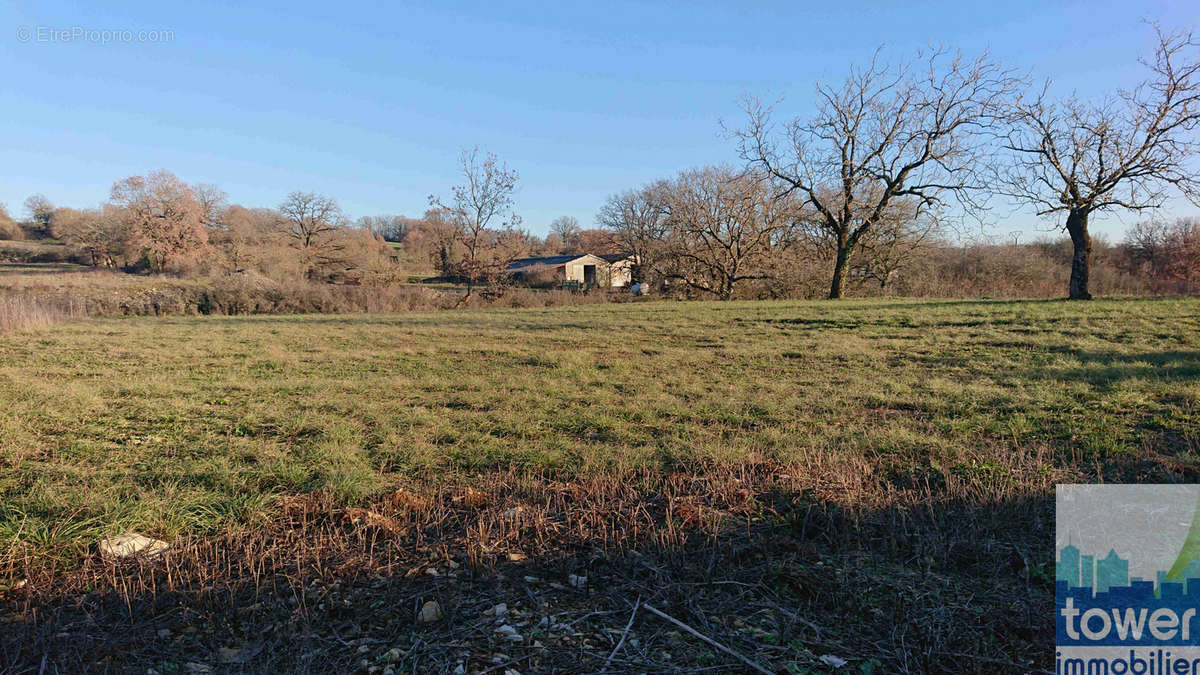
[{"x1": 1, "y1": 297, "x2": 1198, "y2": 558}]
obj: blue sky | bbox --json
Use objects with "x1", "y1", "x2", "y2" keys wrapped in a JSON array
[{"x1": 2, "y1": 1, "x2": 1198, "y2": 239}]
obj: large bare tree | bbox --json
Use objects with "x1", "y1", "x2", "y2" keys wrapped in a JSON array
[
  {"x1": 998, "y1": 27, "x2": 1200, "y2": 299},
  {"x1": 663, "y1": 166, "x2": 799, "y2": 300},
  {"x1": 429, "y1": 147, "x2": 523, "y2": 299},
  {"x1": 597, "y1": 180, "x2": 673, "y2": 286},
  {"x1": 549, "y1": 215, "x2": 582, "y2": 252},
  {"x1": 733, "y1": 48, "x2": 1019, "y2": 298},
  {"x1": 278, "y1": 191, "x2": 346, "y2": 279}
]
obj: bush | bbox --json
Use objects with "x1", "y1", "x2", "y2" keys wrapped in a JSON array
[{"x1": 0, "y1": 206, "x2": 23, "y2": 241}]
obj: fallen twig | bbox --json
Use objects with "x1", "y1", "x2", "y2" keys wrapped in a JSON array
[
  {"x1": 601, "y1": 595, "x2": 640, "y2": 673},
  {"x1": 642, "y1": 603, "x2": 771, "y2": 675}
]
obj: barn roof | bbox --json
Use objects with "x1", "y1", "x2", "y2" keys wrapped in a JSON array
[
  {"x1": 596, "y1": 253, "x2": 632, "y2": 263},
  {"x1": 506, "y1": 255, "x2": 590, "y2": 271}
]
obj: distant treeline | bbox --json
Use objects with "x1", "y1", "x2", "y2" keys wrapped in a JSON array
[{"x1": 2, "y1": 24, "x2": 1199, "y2": 301}]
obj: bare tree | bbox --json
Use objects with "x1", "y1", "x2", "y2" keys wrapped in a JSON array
[
  {"x1": 1124, "y1": 217, "x2": 1200, "y2": 286},
  {"x1": 997, "y1": 26, "x2": 1200, "y2": 299},
  {"x1": 663, "y1": 166, "x2": 798, "y2": 300},
  {"x1": 849, "y1": 199, "x2": 941, "y2": 289},
  {"x1": 733, "y1": 47, "x2": 1019, "y2": 298},
  {"x1": 429, "y1": 147, "x2": 522, "y2": 299},
  {"x1": 597, "y1": 181, "x2": 673, "y2": 285},
  {"x1": 194, "y1": 183, "x2": 229, "y2": 229},
  {"x1": 357, "y1": 215, "x2": 418, "y2": 242},
  {"x1": 23, "y1": 194, "x2": 54, "y2": 235},
  {"x1": 278, "y1": 191, "x2": 347, "y2": 279},
  {"x1": 549, "y1": 215, "x2": 582, "y2": 252}
]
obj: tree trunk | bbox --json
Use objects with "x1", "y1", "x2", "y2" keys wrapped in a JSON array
[
  {"x1": 829, "y1": 236, "x2": 850, "y2": 299},
  {"x1": 1066, "y1": 209, "x2": 1092, "y2": 300}
]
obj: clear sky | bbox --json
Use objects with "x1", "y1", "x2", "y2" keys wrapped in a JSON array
[{"x1": 2, "y1": 0, "x2": 1198, "y2": 239}]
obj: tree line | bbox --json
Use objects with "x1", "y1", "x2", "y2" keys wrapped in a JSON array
[
  {"x1": 604, "y1": 25, "x2": 1199, "y2": 300},
  {"x1": 2, "y1": 25, "x2": 1197, "y2": 301}
]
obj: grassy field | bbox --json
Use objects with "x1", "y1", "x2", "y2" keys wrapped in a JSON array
[{"x1": 1, "y1": 297, "x2": 1198, "y2": 671}]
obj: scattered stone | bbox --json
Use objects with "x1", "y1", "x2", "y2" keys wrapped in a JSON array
[
  {"x1": 484, "y1": 603, "x2": 507, "y2": 617},
  {"x1": 568, "y1": 574, "x2": 587, "y2": 590},
  {"x1": 99, "y1": 533, "x2": 168, "y2": 559},
  {"x1": 507, "y1": 552, "x2": 527, "y2": 562},
  {"x1": 383, "y1": 647, "x2": 402, "y2": 662},
  {"x1": 495, "y1": 624, "x2": 523, "y2": 641},
  {"x1": 425, "y1": 568, "x2": 439, "y2": 576},
  {"x1": 218, "y1": 647, "x2": 243, "y2": 664},
  {"x1": 452, "y1": 665, "x2": 467, "y2": 675},
  {"x1": 819, "y1": 654, "x2": 848, "y2": 668},
  {"x1": 156, "y1": 628, "x2": 171, "y2": 639},
  {"x1": 447, "y1": 560, "x2": 460, "y2": 569},
  {"x1": 522, "y1": 576, "x2": 538, "y2": 583},
  {"x1": 418, "y1": 600, "x2": 444, "y2": 624},
  {"x1": 183, "y1": 663, "x2": 211, "y2": 674}
]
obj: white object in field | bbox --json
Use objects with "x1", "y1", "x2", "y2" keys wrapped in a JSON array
[{"x1": 99, "y1": 533, "x2": 169, "y2": 558}]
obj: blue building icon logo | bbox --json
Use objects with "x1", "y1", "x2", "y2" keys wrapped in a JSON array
[{"x1": 1056, "y1": 485, "x2": 1200, "y2": 671}]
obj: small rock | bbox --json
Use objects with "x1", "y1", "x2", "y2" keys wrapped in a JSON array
[
  {"x1": 568, "y1": 574, "x2": 587, "y2": 589},
  {"x1": 522, "y1": 576, "x2": 538, "y2": 583},
  {"x1": 495, "y1": 624, "x2": 523, "y2": 641},
  {"x1": 383, "y1": 647, "x2": 402, "y2": 662},
  {"x1": 156, "y1": 628, "x2": 171, "y2": 639},
  {"x1": 507, "y1": 552, "x2": 527, "y2": 562},
  {"x1": 99, "y1": 533, "x2": 169, "y2": 559},
  {"x1": 819, "y1": 654, "x2": 848, "y2": 668},
  {"x1": 218, "y1": 647, "x2": 242, "y2": 664},
  {"x1": 447, "y1": 560, "x2": 460, "y2": 569},
  {"x1": 12, "y1": 579, "x2": 26, "y2": 590},
  {"x1": 184, "y1": 664, "x2": 211, "y2": 674},
  {"x1": 505, "y1": 670, "x2": 521, "y2": 675},
  {"x1": 452, "y1": 665, "x2": 466, "y2": 675},
  {"x1": 418, "y1": 600, "x2": 444, "y2": 624},
  {"x1": 425, "y1": 567, "x2": 439, "y2": 576},
  {"x1": 485, "y1": 603, "x2": 508, "y2": 616}
]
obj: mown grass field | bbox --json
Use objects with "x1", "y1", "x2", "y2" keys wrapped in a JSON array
[{"x1": 1, "y1": 297, "x2": 1198, "y2": 672}]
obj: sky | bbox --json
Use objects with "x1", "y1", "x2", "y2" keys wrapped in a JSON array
[{"x1": 1, "y1": 0, "x2": 1198, "y2": 240}]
